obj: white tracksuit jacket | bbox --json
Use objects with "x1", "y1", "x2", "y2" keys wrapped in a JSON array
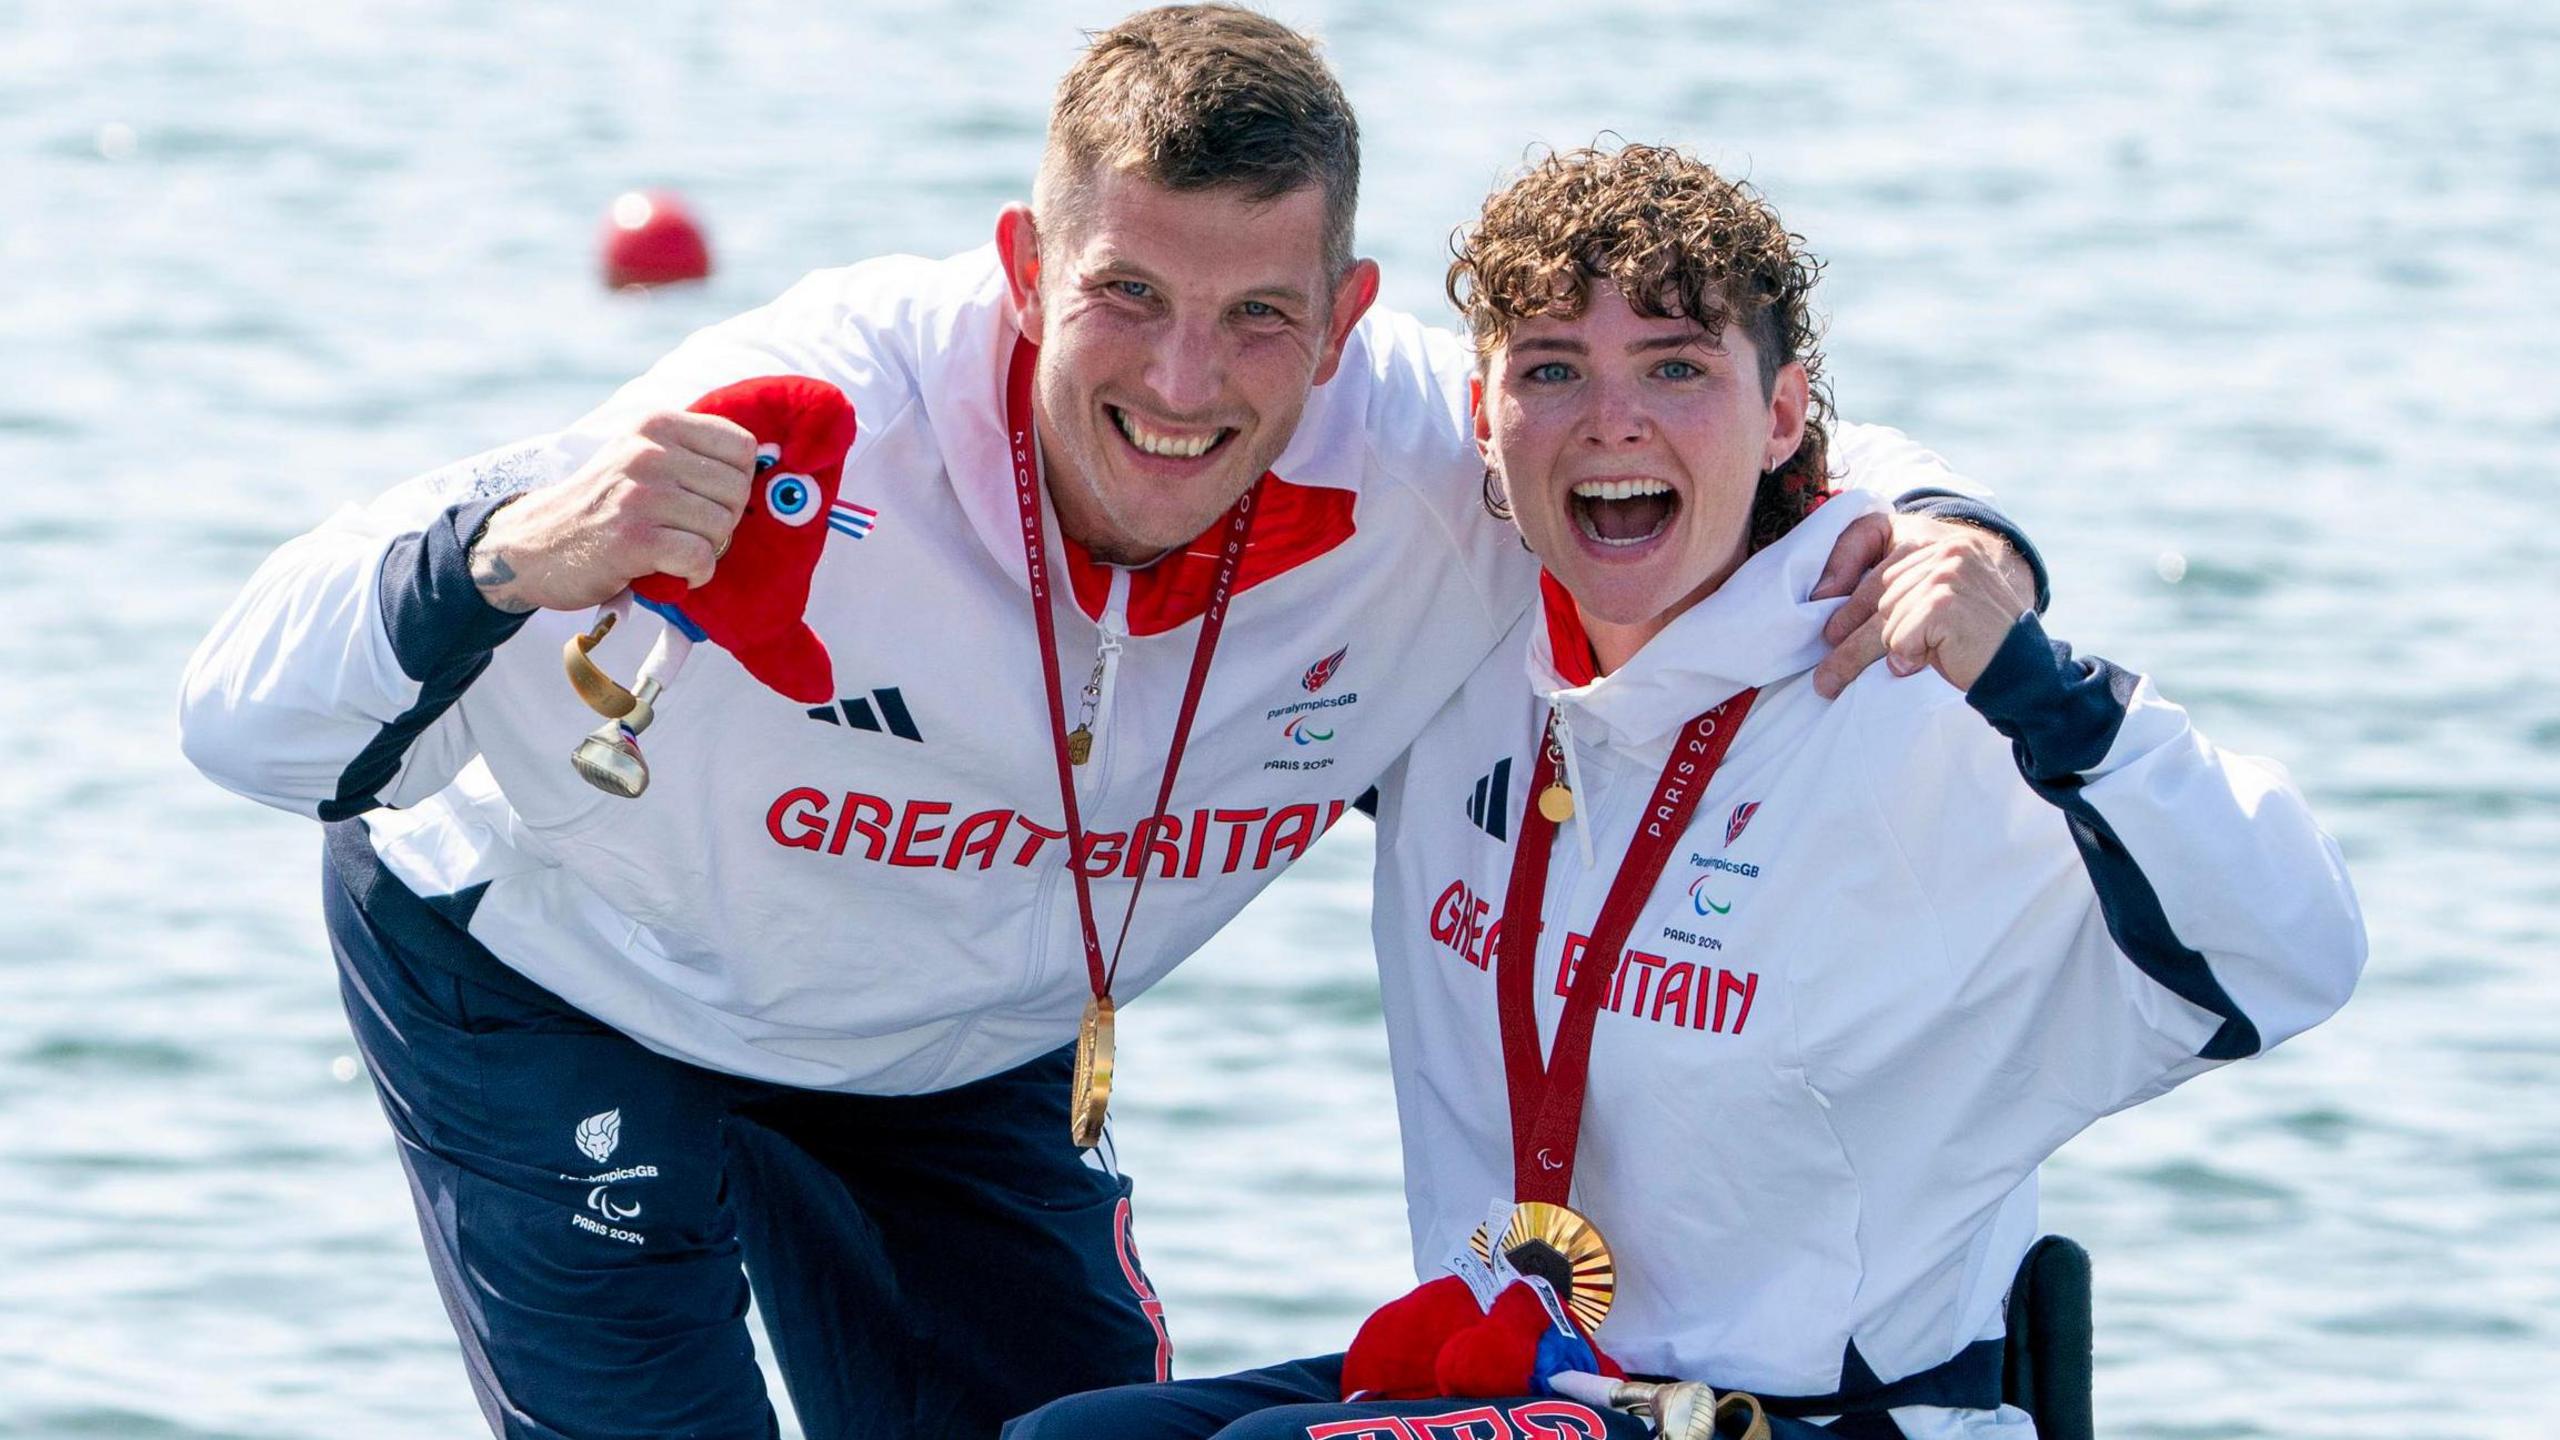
[
  {"x1": 178, "y1": 245, "x2": 2008, "y2": 1096},
  {"x1": 1368, "y1": 492, "x2": 2363, "y2": 1435}
]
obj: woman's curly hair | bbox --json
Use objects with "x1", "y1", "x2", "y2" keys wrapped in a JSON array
[{"x1": 1448, "y1": 143, "x2": 1834, "y2": 553}]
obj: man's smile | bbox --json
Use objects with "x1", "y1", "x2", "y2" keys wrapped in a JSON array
[{"x1": 1109, "y1": 405, "x2": 1236, "y2": 462}]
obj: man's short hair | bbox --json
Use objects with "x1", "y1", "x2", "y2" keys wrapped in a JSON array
[
  {"x1": 1038, "y1": 4, "x2": 1360, "y2": 280},
  {"x1": 1448, "y1": 143, "x2": 1836, "y2": 551}
]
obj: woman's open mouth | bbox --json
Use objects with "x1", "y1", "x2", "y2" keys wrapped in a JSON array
[
  {"x1": 1569, "y1": 478, "x2": 1678, "y2": 548},
  {"x1": 1110, "y1": 406, "x2": 1234, "y2": 463}
]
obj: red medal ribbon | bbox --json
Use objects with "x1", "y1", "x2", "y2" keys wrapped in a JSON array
[
  {"x1": 1007, "y1": 336, "x2": 1260, "y2": 1005},
  {"x1": 1495, "y1": 688, "x2": 1757, "y2": 1205}
]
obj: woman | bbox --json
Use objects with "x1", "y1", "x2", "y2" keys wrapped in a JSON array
[{"x1": 1008, "y1": 144, "x2": 2363, "y2": 1440}]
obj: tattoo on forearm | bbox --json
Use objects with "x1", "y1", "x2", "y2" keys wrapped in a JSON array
[{"x1": 470, "y1": 546, "x2": 538, "y2": 613}]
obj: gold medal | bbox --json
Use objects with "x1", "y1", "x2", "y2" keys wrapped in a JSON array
[
  {"x1": 1069, "y1": 995, "x2": 1115, "y2": 1148},
  {"x1": 1066, "y1": 726, "x2": 1094, "y2": 766},
  {"x1": 1537, "y1": 782, "x2": 1575, "y2": 823},
  {"x1": 1469, "y1": 1200, "x2": 1617, "y2": 1332}
]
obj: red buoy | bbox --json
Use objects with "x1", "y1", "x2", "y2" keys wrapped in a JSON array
[{"x1": 600, "y1": 189, "x2": 712, "y2": 289}]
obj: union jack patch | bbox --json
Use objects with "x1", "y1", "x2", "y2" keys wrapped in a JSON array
[{"x1": 1725, "y1": 801, "x2": 1760, "y2": 847}]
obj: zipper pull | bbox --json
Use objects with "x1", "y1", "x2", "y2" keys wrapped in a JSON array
[
  {"x1": 1069, "y1": 620, "x2": 1126, "y2": 767},
  {"x1": 1537, "y1": 710, "x2": 1576, "y2": 822},
  {"x1": 1548, "y1": 707, "x2": 1598, "y2": 868}
]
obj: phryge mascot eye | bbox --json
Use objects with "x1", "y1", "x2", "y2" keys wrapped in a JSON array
[{"x1": 562, "y1": 374, "x2": 861, "y2": 797}]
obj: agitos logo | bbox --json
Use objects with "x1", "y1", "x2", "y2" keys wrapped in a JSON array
[{"x1": 1282, "y1": 715, "x2": 1334, "y2": 745}]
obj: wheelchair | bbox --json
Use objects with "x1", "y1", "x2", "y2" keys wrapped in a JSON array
[{"x1": 2002, "y1": 1235, "x2": 2095, "y2": 1440}]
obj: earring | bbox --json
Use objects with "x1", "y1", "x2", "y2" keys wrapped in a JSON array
[{"x1": 1481, "y1": 466, "x2": 1533, "y2": 552}]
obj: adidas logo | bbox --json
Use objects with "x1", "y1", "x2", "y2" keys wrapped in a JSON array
[
  {"x1": 807, "y1": 688, "x2": 922, "y2": 742},
  {"x1": 1464, "y1": 757, "x2": 1513, "y2": 841}
]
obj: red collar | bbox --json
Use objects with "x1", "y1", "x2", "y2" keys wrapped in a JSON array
[
  {"x1": 1060, "y1": 477, "x2": 1358, "y2": 637},
  {"x1": 1538, "y1": 569, "x2": 1602, "y2": 687}
]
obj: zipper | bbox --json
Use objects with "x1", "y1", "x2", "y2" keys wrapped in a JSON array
[
  {"x1": 1073, "y1": 569, "x2": 1131, "y2": 795},
  {"x1": 1550, "y1": 703, "x2": 1598, "y2": 869}
]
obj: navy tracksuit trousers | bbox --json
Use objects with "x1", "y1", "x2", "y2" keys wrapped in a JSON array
[{"x1": 325, "y1": 822, "x2": 1169, "y2": 1439}]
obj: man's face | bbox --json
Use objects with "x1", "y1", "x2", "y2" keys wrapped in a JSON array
[
  {"x1": 1000, "y1": 169, "x2": 1378, "y2": 564},
  {"x1": 1482, "y1": 282, "x2": 1804, "y2": 643}
]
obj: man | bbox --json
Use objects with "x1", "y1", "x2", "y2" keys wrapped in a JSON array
[{"x1": 179, "y1": 8, "x2": 2042, "y2": 1438}]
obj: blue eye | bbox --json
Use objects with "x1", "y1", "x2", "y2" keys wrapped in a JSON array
[
  {"x1": 754, "y1": 443, "x2": 782, "y2": 473},
  {"x1": 765, "y1": 473, "x2": 819, "y2": 526}
]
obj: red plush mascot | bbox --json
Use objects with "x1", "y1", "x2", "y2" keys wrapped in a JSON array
[
  {"x1": 1341, "y1": 1274, "x2": 1624, "y2": 1403},
  {"x1": 563, "y1": 374, "x2": 861, "y2": 796}
]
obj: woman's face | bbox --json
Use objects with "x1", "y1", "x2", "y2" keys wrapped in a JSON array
[{"x1": 1480, "y1": 282, "x2": 1805, "y2": 647}]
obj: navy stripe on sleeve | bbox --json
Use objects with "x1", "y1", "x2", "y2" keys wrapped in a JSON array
[
  {"x1": 1966, "y1": 612, "x2": 2259, "y2": 1060},
  {"x1": 320, "y1": 497, "x2": 534, "y2": 821},
  {"x1": 1893, "y1": 488, "x2": 2052, "y2": 614}
]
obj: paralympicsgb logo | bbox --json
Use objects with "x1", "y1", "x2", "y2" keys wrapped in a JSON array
[
  {"x1": 1303, "y1": 644, "x2": 1349, "y2": 692},
  {"x1": 565, "y1": 1108, "x2": 657, "y2": 1246},
  {"x1": 1725, "y1": 801, "x2": 1760, "y2": 847},
  {"x1": 575, "y1": 1108, "x2": 622, "y2": 1163}
]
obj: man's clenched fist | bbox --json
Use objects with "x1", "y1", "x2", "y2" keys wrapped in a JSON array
[{"x1": 469, "y1": 410, "x2": 756, "y2": 614}]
